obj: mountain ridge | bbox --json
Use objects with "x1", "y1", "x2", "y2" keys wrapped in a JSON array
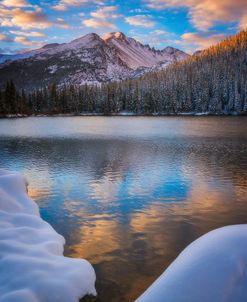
[{"x1": 0, "y1": 31, "x2": 188, "y2": 89}]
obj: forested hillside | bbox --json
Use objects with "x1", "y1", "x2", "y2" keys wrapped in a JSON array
[{"x1": 0, "y1": 31, "x2": 247, "y2": 116}]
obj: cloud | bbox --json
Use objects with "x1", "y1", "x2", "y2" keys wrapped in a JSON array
[
  {"x1": 55, "y1": 18, "x2": 71, "y2": 29},
  {"x1": 180, "y1": 32, "x2": 227, "y2": 52},
  {"x1": 239, "y1": 15, "x2": 247, "y2": 29},
  {"x1": 152, "y1": 29, "x2": 170, "y2": 35},
  {"x1": 83, "y1": 6, "x2": 119, "y2": 29},
  {"x1": 125, "y1": 15, "x2": 155, "y2": 28},
  {"x1": 144, "y1": 0, "x2": 247, "y2": 31},
  {"x1": 0, "y1": 7, "x2": 52, "y2": 29},
  {"x1": 129, "y1": 29, "x2": 176, "y2": 47},
  {"x1": 83, "y1": 18, "x2": 116, "y2": 29},
  {"x1": 10, "y1": 30, "x2": 46, "y2": 37},
  {"x1": 0, "y1": 6, "x2": 70, "y2": 29},
  {"x1": 14, "y1": 35, "x2": 33, "y2": 45},
  {"x1": 0, "y1": 33, "x2": 13, "y2": 42},
  {"x1": 1, "y1": 0, "x2": 32, "y2": 8},
  {"x1": 91, "y1": 6, "x2": 120, "y2": 19},
  {"x1": 53, "y1": 0, "x2": 102, "y2": 11},
  {"x1": 130, "y1": 8, "x2": 148, "y2": 13}
]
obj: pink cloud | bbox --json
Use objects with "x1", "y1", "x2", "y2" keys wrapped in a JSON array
[{"x1": 145, "y1": 0, "x2": 247, "y2": 30}]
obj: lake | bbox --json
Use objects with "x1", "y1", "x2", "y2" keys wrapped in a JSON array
[{"x1": 0, "y1": 116, "x2": 247, "y2": 302}]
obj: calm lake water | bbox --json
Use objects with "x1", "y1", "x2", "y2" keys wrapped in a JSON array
[{"x1": 0, "y1": 116, "x2": 247, "y2": 301}]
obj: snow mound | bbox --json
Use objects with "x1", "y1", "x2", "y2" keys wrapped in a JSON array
[
  {"x1": 136, "y1": 225, "x2": 247, "y2": 302},
  {"x1": 0, "y1": 170, "x2": 96, "y2": 302}
]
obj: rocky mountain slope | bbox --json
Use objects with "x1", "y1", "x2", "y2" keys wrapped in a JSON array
[
  {"x1": 0, "y1": 32, "x2": 188, "y2": 89},
  {"x1": 103, "y1": 32, "x2": 188, "y2": 69}
]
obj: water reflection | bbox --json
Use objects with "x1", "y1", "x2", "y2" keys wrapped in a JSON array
[{"x1": 0, "y1": 117, "x2": 247, "y2": 302}]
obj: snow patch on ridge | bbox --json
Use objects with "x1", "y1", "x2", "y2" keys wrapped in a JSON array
[
  {"x1": 0, "y1": 170, "x2": 96, "y2": 302},
  {"x1": 136, "y1": 225, "x2": 247, "y2": 302}
]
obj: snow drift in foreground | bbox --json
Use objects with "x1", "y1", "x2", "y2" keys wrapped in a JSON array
[
  {"x1": 136, "y1": 225, "x2": 247, "y2": 302},
  {"x1": 0, "y1": 170, "x2": 96, "y2": 302}
]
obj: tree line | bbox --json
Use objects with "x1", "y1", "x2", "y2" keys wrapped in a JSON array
[{"x1": 1, "y1": 31, "x2": 247, "y2": 116}]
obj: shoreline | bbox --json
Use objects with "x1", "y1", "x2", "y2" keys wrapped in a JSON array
[{"x1": 0, "y1": 111, "x2": 246, "y2": 119}]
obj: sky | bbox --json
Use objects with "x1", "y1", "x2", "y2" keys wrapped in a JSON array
[{"x1": 0, "y1": 0, "x2": 246, "y2": 54}]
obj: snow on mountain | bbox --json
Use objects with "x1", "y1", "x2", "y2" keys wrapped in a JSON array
[{"x1": 0, "y1": 32, "x2": 189, "y2": 89}]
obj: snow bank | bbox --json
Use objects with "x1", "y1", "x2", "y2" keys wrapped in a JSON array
[
  {"x1": 136, "y1": 225, "x2": 247, "y2": 302},
  {"x1": 0, "y1": 170, "x2": 96, "y2": 302}
]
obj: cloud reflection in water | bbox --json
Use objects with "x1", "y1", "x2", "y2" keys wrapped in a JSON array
[{"x1": 0, "y1": 117, "x2": 247, "y2": 302}]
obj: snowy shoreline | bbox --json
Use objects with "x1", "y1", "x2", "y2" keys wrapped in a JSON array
[{"x1": 0, "y1": 170, "x2": 96, "y2": 302}]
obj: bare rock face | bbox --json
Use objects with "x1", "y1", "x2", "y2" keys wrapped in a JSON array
[{"x1": 103, "y1": 32, "x2": 188, "y2": 69}]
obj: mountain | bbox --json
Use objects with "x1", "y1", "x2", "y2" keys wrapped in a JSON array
[
  {"x1": 102, "y1": 32, "x2": 188, "y2": 69},
  {"x1": 1, "y1": 31, "x2": 246, "y2": 116},
  {"x1": 0, "y1": 32, "x2": 188, "y2": 89},
  {"x1": 115, "y1": 31, "x2": 247, "y2": 115},
  {"x1": 0, "y1": 43, "x2": 60, "y2": 64},
  {"x1": 130, "y1": 57, "x2": 187, "y2": 78}
]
